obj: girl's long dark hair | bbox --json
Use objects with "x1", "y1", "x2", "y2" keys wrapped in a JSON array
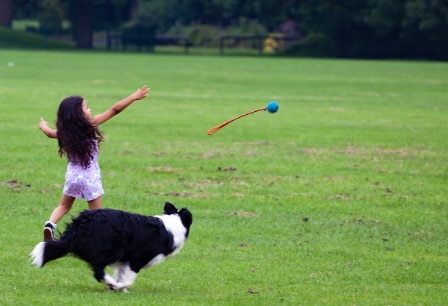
[{"x1": 56, "y1": 96, "x2": 104, "y2": 168}]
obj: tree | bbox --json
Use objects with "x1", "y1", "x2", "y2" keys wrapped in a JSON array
[
  {"x1": 13, "y1": 0, "x2": 39, "y2": 20},
  {"x1": 401, "y1": 0, "x2": 448, "y2": 59},
  {"x1": 0, "y1": 0, "x2": 13, "y2": 28},
  {"x1": 75, "y1": 0, "x2": 92, "y2": 48},
  {"x1": 61, "y1": 0, "x2": 135, "y2": 49},
  {"x1": 38, "y1": 0, "x2": 64, "y2": 34}
]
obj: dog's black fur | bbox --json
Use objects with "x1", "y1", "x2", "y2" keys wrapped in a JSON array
[{"x1": 31, "y1": 202, "x2": 192, "y2": 291}]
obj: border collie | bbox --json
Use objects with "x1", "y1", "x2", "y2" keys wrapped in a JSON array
[{"x1": 31, "y1": 202, "x2": 192, "y2": 291}]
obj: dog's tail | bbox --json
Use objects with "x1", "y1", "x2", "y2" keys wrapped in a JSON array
[{"x1": 30, "y1": 240, "x2": 71, "y2": 268}]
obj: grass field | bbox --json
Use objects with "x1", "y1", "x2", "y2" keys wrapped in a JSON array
[{"x1": 0, "y1": 49, "x2": 447, "y2": 305}]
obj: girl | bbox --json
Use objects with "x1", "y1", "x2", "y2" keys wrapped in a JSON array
[{"x1": 38, "y1": 85, "x2": 150, "y2": 240}]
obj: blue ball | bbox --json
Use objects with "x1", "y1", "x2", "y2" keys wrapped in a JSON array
[{"x1": 266, "y1": 101, "x2": 279, "y2": 113}]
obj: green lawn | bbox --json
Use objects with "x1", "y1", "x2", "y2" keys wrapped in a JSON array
[{"x1": 0, "y1": 49, "x2": 447, "y2": 305}]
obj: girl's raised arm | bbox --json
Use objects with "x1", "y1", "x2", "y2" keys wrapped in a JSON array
[
  {"x1": 90, "y1": 85, "x2": 150, "y2": 127},
  {"x1": 39, "y1": 118, "x2": 57, "y2": 138}
]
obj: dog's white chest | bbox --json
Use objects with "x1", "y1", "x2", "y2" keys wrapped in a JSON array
[{"x1": 155, "y1": 214, "x2": 188, "y2": 249}]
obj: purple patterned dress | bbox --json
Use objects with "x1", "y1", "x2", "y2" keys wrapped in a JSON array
[{"x1": 63, "y1": 142, "x2": 104, "y2": 201}]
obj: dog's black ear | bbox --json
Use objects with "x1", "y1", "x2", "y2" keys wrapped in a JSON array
[
  {"x1": 164, "y1": 202, "x2": 178, "y2": 214},
  {"x1": 179, "y1": 208, "x2": 193, "y2": 227}
]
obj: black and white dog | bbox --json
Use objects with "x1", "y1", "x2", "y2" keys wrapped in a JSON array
[{"x1": 31, "y1": 202, "x2": 192, "y2": 291}]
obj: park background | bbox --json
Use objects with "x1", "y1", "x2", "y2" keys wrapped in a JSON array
[
  {"x1": 1, "y1": 1, "x2": 447, "y2": 305},
  {"x1": 1, "y1": 0, "x2": 448, "y2": 59}
]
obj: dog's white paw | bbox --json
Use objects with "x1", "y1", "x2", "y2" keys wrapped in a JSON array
[{"x1": 107, "y1": 282, "x2": 130, "y2": 292}]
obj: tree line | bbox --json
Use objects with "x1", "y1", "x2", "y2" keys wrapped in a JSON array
[{"x1": 1, "y1": 0, "x2": 447, "y2": 60}]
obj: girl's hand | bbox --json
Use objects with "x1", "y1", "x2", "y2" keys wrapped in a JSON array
[
  {"x1": 39, "y1": 118, "x2": 57, "y2": 138},
  {"x1": 39, "y1": 117, "x2": 49, "y2": 130},
  {"x1": 132, "y1": 85, "x2": 150, "y2": 100},
  {"x1": 90, "y1": 85, "x2": 151, "y2": 126}
]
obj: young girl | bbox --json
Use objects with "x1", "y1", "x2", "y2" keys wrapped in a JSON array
[{"x1": 38, "y1": 85, "x2": 150, "y2": 240}]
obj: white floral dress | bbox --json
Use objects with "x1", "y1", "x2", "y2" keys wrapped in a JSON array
[{"x1": 63, "y1": 143, "x2": 104, "y2": 201}]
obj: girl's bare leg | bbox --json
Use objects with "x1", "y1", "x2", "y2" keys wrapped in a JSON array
[
  {"x1": 44, "y1": 195, "x2": 101, "y2": 240},
  {"x1": 49, "y1": 194, "x2": 76, "y2": 224},
  {"x1": 88, "y1": 195, "x2": 102, "y2": 210},
  {"x1": 44, "y1": 194, "x2": 75, "y2": 240}
]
